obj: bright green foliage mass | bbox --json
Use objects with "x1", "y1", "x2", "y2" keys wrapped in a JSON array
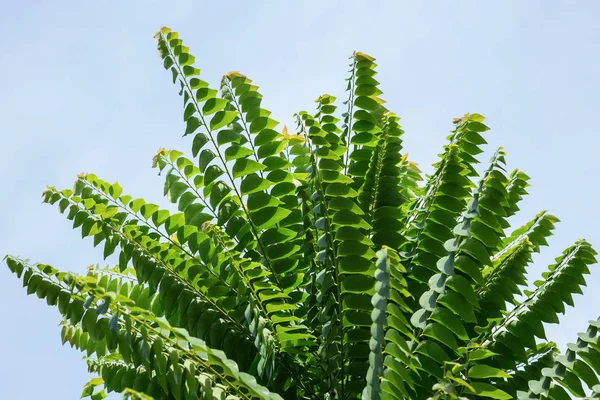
[{"x1": 5, "y1": 26, "x2": 600, "y2": 400}]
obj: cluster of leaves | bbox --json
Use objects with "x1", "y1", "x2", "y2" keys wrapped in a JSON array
[{"x1": 5, "y1": 26, "x2": 600, "y2": 400}]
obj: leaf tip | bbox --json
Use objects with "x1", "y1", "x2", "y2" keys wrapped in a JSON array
[
  {"x1": 152, "y1": 147, "x2": 166, "y2": 168},
  {"x1": 354, "y1": 51, "x2": 375, "y2": 62},
  {"x1": 225, "y1": 70, "x2": 244, "y2": 80}
]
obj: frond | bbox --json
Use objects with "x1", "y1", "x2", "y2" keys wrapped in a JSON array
[
  {"x1": 501, "y1": 210, "x2": 560, "y2": 254},
  {"x1": 381, "y1": 247, "x2": 416, "y2": 399},
  {"x1": 498, "y1": 342, "x2": 559, "y2": 398},
  {"x1": 297, "y1": 93, "x2": 382, "y2": 396},
  {"x1": 504, "y1": 169, "x2": 531, "y2": 218},
  {"x1": 359, "y1": 113, "x2": 410, "y2": 249},
  {"x1": 85, "y1": 362, "x2": 164, "y2": 399},
  {"x1": 154, "y1": 150, "x2": 218, "y2": 224},
  {"x1": 5, "y1": 255, "x2": 282, "y2": 400},
  {"x1": 42, "y1": 181, "x2": 263, "y2": 372},
  {"x1": 362, "y1": 247, "x2": 413, "y2": 399},
  {"x1": 156, "y1": 29, "x2": 291, "y2": 294},
  {"x1": 518, "y1": 317, "x2": 600, "y2": 399},
  {"x1": 470, "y1": 148, "x2": 510, "y2": 257},
  {"x1": 397, "y1": 155, "x2": 423, "y2": 207},
  {"x1": 482, "y1": 240, "x2": 597, "y2": 370},
  {"x1": 477, "y1": 212, "x2": 558, "y2": 324},
  {"x1": 401, "y1": 115, "x2": 489, "y2": 304},
  {"x1": 219, "y1": 72, "x2": 313, "y2": 302},
  {"x1": 156, "y1": 31, "x2": 317, "y2": 366},
  {"x1": 343, "y1": 52, "x2": 388, "y2": 189},
  {"x1": 362, "y1": 247, "x2": 392, "y2": 400}
]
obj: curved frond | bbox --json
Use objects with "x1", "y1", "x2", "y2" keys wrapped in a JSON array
[
  {"x1": 498, "y1": 342, "x2": 558, "y2": 398},
  {"x1": 477, "y1": 212, "x2": 559, "y2": 325},
  {"x1": 343, "y1": 52, "x2": 388, "y2": 189},
  {"x1": 401, "y1": 115, "x2": 489, "y2": 305},
  {"x1": 42, "y1": 181, "x2": 264, "y2": 371},
  {"x1": 156, "y1": 29, "x2": 298, "y2": 302},
  {"x1": 5, "y1": 255, "x2": 282, "y2": 400},
  {"x1": 219, "y1": 72, "x2": 312, "y2": 300},
  {"x1": 359, "y1": 113, "x2": 412, "y2": 250},
  {"x1": 404, "y1": 142, "x2": 516, "y2": 393},
  {"x1": 156, "y1": 33, "x2": 319, "y2": 369},
  {"x1": 483, "y1": 240, "x2": 597, "y2": 370},
  {"x1": 518, "y1": 317, "x2": 600, "y2": 399}
]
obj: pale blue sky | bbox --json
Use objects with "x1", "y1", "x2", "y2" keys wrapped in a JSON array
[{"x1": 1, "y1": 1, "x2": 600, "y2": 398}]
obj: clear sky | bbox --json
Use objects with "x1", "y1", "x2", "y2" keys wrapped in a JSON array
[{"x1": 1, "y1": 1, "x2": 600, "y2": 398}]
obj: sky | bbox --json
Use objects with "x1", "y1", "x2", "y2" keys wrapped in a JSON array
[{"x1": 1, "y1": 1, "x2": 600, "y2": 398}]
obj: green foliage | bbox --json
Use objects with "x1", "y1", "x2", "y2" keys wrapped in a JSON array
[{"x1": 4, "y1": 26, "x2": 600, "y2": 399}]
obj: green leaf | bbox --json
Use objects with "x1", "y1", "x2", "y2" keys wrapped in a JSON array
[
  {"x1": 466, "y1": 121, "x2": 490, "y2": 132},
  {"x1": 423, "y1": 323, "x2": 458, "y2": 351},
  {"x1": 209, "y1": 182, "x2": 231, "y2": 208},
  {"x1": 184, "y1": 203, "x2": 212, "y2": 226},
  {"x1": 460, "y1": 238, "x2": 491, "y2": 265},
  {"x1": 152, "y1": 209, "x2": 170, "y2": 226},
  {"x1": 82, "y1": 308, "x2": 98, "y2": 340},
  {"x1": 165, "y1": 213, "x2": 185, "y2": 235},
  {"x1": 468, "y1": 348, "x2": 498, "y2": 361},
  {"x1": 257, "y1": 141, "x2": 287, "y2": 159},
  {"x1": 468, "y1": 364, "x2": 511, "y2": 379},
  {"x1": 326, "y1": 183, "x2": 359, "y2": 198},
  {"x1": 240, "y1": 174, "x2": 272, "y2": 195},
  {"x1": 438, "y1": 290, "x2": 477, "y2": 323},
  {"x1": 202, "y1": 98, "x2": 228, "y2": 115},
  {"x1": 446, "y1": 275, "x2": 477, "y2": 306},
  {"x1": 196, "y1": 87, "x2": 217, "y2": 102},
  {"x1": 232, "y1": 159, "x2": 266, "y2": 179},
  {"x1": 250, "y1": 207, "x2": 291, "y2": 230},
  {"x1": 415, "y1": 340, "x2": 450, "y2": 363},
  {"x1": 225, "y1": 145, "x2": 253, "y2": 161},
  {"x1": 218, "y1": 130, "x2": 243, "y2": 146},
  {"x1": 354, "y1": 96, "x2": 383, "y2": 111},
  {"x1": 465, "y1": 382, "x2": 511, "y2": 399},
  {"x1": 198, "y1": 149, "x2": 216, "y2": 172},
  {"x1": 247, "y1": 193, "x2": 282, "y2": 211},
  {"x1": 183, "y1": 102, "x2": 196, "y2": 121},
  {"x1": 204, "y1": 165, "x2": 224, "y2": 186},
  {"x1": 254, "y1": 129, "x2": 281, "y2": 146},
  {"x1": 185, "y1": 117, "x2": 201, "y2": 136},
  {"x1": 184, "y1": 60, "x2": 201, "y2": 79},
  {"x1": 140, "y1": 203, "x2": 159, "y2": 220},
  {"x1": 210, "y1": 110, "x2": 238, "y2": 130},
  {"x1": 249, "y1": 117, "x2": 278, "y2": 134},
  {"x1": 430, "y1": 307, "x2": 468, "y2": 341},
  {"x1": 192, "y1": 133, "x2": 209, "y2": 157}
]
